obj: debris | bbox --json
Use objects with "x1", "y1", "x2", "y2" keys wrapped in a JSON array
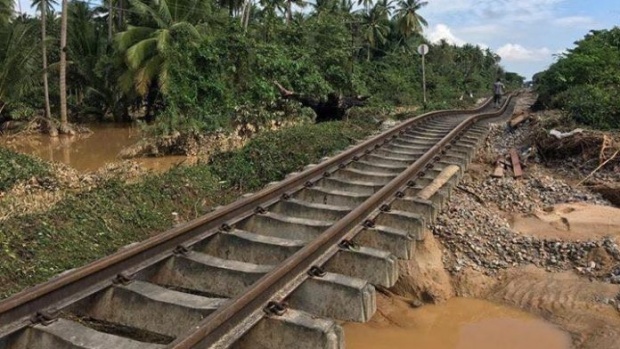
[
  {"x1": 509, "y1": 111, "x2": 529, "y2": 128},
  {"x1": 492, "y1": 156, "x2": 504, "y2": 178},
  {"x1": 550, "y1": 128, "x2": 584, "y2": 139},
  {"x1": 509, "y1": 148, "x2": 523, "y2": 178},
  {"x1": 577, "y1": 150, "x2": 619, "y2": 186}
]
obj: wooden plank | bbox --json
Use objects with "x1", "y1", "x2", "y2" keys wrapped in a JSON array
[
  {"x1": 510, "y1": 148, "x2": 523, "y2": 178},
  {"x1": 491, "y1": 156, "x2": 504, "y2": 178},
  {"x1": 509, "y1": 112, "x2": 528, "y2": 128}
]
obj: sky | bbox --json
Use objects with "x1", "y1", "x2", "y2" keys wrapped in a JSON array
[
  {"x1": 14, "y1": 0, "x2": 620, "y2": 80},
  {"x1": 419, "y1": 0, "x2": 620, "y2": 80}
]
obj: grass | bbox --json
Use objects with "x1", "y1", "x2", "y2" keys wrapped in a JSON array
[{"x1": 0, "y1": 118, "x2": 378, "y2": 299}]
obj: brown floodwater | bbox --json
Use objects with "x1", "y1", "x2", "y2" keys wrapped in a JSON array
[
  {"x1": 345, "y1": 298, "x2": 572, "y2": 349},
  {"x1": 0, "y1": 124, "x2": 186, "y2": 172}
]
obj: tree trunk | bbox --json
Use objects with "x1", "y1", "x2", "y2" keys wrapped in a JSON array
[
  {"x1": 40, "y1": 1, "x2": 52, "y2": 124},
  {"x1": 59, "y1": 0, "x2": 70, "y2": 134},
  {"x1": 286, "y1": 0, "x2": 292, "y2": 25},
  {"x1": 108, "y1": 0, "x2": 113, "y2": 42},
  {"x1": 118, "y1": 0, "x2": 123, "y2": 28},
  {"x1": 243, "y1": 0, "x2": 251, "y2": 30}
]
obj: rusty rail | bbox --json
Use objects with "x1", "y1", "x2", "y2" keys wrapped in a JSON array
[
  {"x1": 169, "y1": 95, "x2": 513, "y2": 348},
  {"x1": 0, "y1": 99, "x2": 493, "y2": 334}
]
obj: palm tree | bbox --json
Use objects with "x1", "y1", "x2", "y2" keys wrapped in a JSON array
[
  {"x1": 394, "y1": 0, "x2": 427, "y2": 38},
  {"x1": 0, "y1": 22, "x2": 39, "y2": 116},
  {"x1": 116, "y1": 0, "x2": 211, "y2": 120},
  {"x1": 59, "y1": 0, "x2": 70, "y2": 134},
  {"x1": 284, "y1": 0, "x2": 307, "y2": 25},
  {"x1": 359, "y1": 3, "x2": 389, "y2": 61},
  {"x1": 32, "y1": 0, "x2": 57, "y2": 125},
  {"x1": 357, "y1": 0, "x2": 373, "y2": 11}
]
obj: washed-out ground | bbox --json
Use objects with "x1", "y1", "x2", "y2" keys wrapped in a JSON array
[{"x1": 372, "y1": 91, "x2": 620, "y2": 349}]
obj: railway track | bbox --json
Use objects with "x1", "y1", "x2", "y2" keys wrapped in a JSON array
[{"x1": 0, "y1": 95, "x2": 514, "y2": 349}]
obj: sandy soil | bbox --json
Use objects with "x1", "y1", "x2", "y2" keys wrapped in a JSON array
[{"x1": 509, "y1": 202, "x2": 620, "y2": 242}]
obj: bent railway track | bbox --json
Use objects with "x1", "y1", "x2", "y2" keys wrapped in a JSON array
[{"x1": 0, "y1": 95, "x2": 514, "y2": 349}]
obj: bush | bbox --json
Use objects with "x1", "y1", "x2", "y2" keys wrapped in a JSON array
[
  {"x1": 210, "y1": 119, "x2": 377, "y2": 191},
  {"x1": 0, "y1": 148, "x2": 50, "y2": 192},
  {"x1": 535, "y1": 27, "x2": 620, "y2": 129},
  {"x1": 553, "y1": 85, "x2": 620, "y2": 129}
]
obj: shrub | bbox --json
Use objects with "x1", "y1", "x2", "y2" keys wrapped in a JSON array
[{"x1": 0, "y1": 148, "x2": 50, "y2": 192}]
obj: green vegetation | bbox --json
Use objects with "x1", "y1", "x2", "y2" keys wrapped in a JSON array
[
  {"x1": 211, "y1": 118, "x2": 375, "y2": 190},
  {"x1": 534, "y1": 27, "x2": 620, "y2": 129},
  {"x1": 0, "y1": 0, "x2": 518, "y2": 136},
  {"x1": 0, "y1": 118, "x2": 377, "y2": 298},
  {"x1": 0, "y1": 147, "x2": 50, "y2": 191}
]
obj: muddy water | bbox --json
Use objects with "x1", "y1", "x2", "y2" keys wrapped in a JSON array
[
  {"x1": 0, "y1": 124, "x2": 185, "y2": 172},
  {"x1": 345, "y1": 298, "x2": 571, "y2": 349}
]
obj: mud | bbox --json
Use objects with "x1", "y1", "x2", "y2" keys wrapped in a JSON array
[{"x1": 345, "y1": 297, "x2": 571, "y2": 349}]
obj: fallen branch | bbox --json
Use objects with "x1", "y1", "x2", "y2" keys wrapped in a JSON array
[
  {"x1": 576, "y1": 149, "x2": 619, "y2": 186},
  {"x1": 457, "y1": 185, "x2": 484, "y2": 204}
]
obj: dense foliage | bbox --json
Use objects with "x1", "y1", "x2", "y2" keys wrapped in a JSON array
[
  {"x1": 534, "y1": 27, "x2": 620, "y2": 129},
  {"x1": 0, "y1": 0, "x2": 518, "y2": 135}
]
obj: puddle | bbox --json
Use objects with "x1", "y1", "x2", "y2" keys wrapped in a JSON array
[
  {"x1": 344, "y1": 298, "x2": 571, "y2": 349},
  {"x1": 0, "y1": 124, "x2": 186, "y2": 172}
]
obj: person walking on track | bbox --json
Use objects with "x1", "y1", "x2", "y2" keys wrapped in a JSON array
[{"x1": 493, "y1": 78, "x2": 505, "y2": 108}]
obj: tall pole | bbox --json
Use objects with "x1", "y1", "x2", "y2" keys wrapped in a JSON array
[
  {"x1": 417, "y1": 44, "x2": 429, "y2": 106},
  {"x1": 422, "y1": 53, "x2": 426, "y2": 104}
]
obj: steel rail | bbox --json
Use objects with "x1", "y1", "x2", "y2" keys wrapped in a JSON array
[
  {"x1": 169, "y1": 95, "x2": 513, "y2": 349},
  {"x1": 0, "y1": 98, "x2": 493, "y2": 333}
]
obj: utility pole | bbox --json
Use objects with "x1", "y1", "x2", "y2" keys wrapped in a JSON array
[{"x1": 417, "y1": 44, "x2": 429, "y2": 105}]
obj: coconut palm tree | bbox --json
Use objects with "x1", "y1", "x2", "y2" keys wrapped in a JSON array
[
  {"x1": 359, "y1": 3, "x2": 389, "y2": 61},
  {"x1": 0, "y1": 22, "x2": 39, "y2": 116},
  {"x1": 283, "y1": 0, "x2": 307, "y2": 24},
  {"x1": 357, "y1": 0, "x2": 373, "y2": 11},
  {"x1": 116, "y1": 0, "x2": 211, "y2": 120},
  {"x1": 116, "y1": 0, "x2": 212, "y2": 94},
  {"x1": 394, "y1": 0, "x2": 427, "y2": 38},
  {"x1": 32, "y1": 0, "x2": 57, "y2": 124}
]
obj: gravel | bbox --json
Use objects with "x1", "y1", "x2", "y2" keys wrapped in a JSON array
[{"x1": 432, "y1": 106, "x2": 620, "y2": 283}]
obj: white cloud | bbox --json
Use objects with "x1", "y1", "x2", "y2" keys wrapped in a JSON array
[
  {"x1": 459, "y1": 24, "x2": 501, "y2": 35},
  {"x1": 425, "y1": 23, "x2": 489, "y2": 49},
  {"x1": 497, "y1": 44, "x2": 552, "y2": 62},
  {"x1": 552, "y1": 16, "x2": 595, "y2": 27},
  {"x1": 423, "y1": 0, "x2": 567, "y2": 22},
  {"x1": 426, "y1": 24, "x2": 467, "y2": 46}
]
